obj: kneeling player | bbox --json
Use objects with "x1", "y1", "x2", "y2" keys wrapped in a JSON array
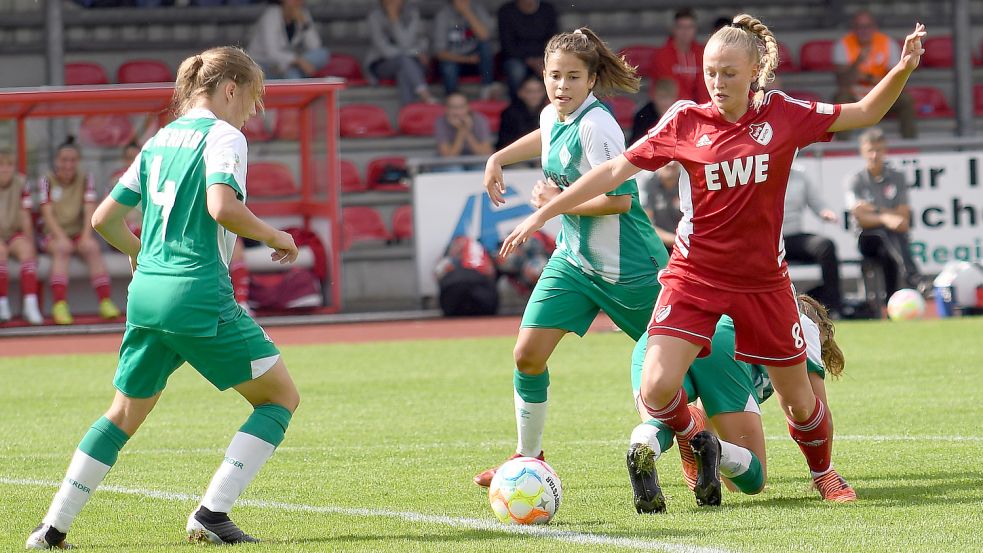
[{"x1": 625, "y1": 295, "x2": 855, "y2": 512}]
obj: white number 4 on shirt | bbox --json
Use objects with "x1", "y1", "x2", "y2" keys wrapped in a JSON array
[{"x1": 148, "y1": 155, "x2": 176, "y2": 237}]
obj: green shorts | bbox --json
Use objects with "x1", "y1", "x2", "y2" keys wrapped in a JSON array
[
  {"x1": 114, "y1": 309, "x2": 281, "y2": 399},
  {"x1": 521, "y1": 256, "x2": 661, "y2": 341},
  {"x1": 631, "y1": 315, "x2": 825, "y2": 418}
]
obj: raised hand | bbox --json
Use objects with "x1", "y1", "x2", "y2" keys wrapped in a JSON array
[
  {"x1": 484, "y1": 157, "x2": 507, "y2": 206},
  {"x1": 899, "y1": 23, "x2": 927, "y2": 72},
  {"x1": 499, "y1": 213, "x2": 545, "y2": 258}
]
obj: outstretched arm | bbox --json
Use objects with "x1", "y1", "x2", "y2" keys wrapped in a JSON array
[
  {"x1": 500, "y1": 154, "x2": 641, "y2": 257},
  {"x1": 828, "y1": 23, "x2": 926, "y2": 133}
]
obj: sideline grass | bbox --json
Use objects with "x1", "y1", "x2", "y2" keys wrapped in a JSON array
[{"x1": 2, "y1": 318, "x2": 981, "y2": 552}]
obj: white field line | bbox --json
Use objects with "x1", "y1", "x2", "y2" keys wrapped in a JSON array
[
  {"x1": 1, "y1": 476, "x2": 731, "y2": 553},
  {"x1": 1, "y1": 434, "x2": 980, "y2": 459}
]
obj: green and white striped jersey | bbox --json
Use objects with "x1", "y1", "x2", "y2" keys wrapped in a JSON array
[
  {"x1": 539, "y1": 93, "x2": 668, "y2": 284},
  {"x1": 111, "y1": 107, "x2": 248, "y2": 336}
]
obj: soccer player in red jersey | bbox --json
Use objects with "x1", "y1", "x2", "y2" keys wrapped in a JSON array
[{"x1": 501, "y1": 14, "x2": 927, "y2": 504}]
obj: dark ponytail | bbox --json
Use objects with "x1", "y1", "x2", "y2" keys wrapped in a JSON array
[{"x1": 544, "y1": 27, "x2": 640, "y2": 96}]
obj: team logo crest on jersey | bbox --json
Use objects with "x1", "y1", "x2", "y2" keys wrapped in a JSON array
[
  {"x1": 883, "y1": 184, "x2": 897, "y2": 200},
  {"x1": 558, "y1": 145, "x2": 571, "y2": 167},
  {"x1": 696, "y1": 134, "x2": 712, "y2": 147},
  {"x1": 748, "y1": 122, "x2": 773, "y2": 146},
  {"x1": 655, "y1": 305, "x2": 672, "y2": 323}
]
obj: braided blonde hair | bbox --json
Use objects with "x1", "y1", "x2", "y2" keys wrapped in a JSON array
[{"x1": 707, "y1": 14, "x2": 779, "y2": 110}]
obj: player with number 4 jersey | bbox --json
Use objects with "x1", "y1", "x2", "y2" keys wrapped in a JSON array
[
  {"x1": 27, "y1": 47, "x2": 301, "y2": 550},
  {"x1": 502, "y1": 14, "x2": 928, "y2": 505}
]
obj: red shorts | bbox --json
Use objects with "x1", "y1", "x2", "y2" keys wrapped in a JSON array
[{"x1": 648, "y1": 272, "x2": 806, "y2": 367}]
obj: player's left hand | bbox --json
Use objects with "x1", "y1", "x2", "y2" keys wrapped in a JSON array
[
  {"x1": 530, "y1": 179, "x2": 561, "y2": 208},
  {"x1": 268, "y1": 230, "x2": 299, "y2": 264},
  {"x1": 500, "y1": 213, "x2": 545, "y2": 258},
  {"x1": 899, "y1": 23, "x2": 926, "y2": 72}
]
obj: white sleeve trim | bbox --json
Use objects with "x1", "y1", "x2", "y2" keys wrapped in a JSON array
[
  {"x1": 579, "y1": 109, "x2": 627, "y2": 169},
  {"x1": 118, "y1": 155, "x2": 142, "y2": 195},
  {"x1": 204, "y1": 122, "x2": 248, "y2": 195}
]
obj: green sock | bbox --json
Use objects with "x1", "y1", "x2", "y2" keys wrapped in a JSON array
[
  {"x1": 239, "y1": 403, "x2": 292, "y2": 447},
  {"x1": 513, "y1": 369, "x2": 549, "y2": 403},
  {"x1": 721, "y1": 446, "x2": 765, "y2": 494},
  {"x1": 77, "y1": 416, "x2": 129, "y2": 466}
]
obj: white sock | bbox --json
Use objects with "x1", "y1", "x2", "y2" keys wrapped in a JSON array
[
  {"x1": 43, "y1": 450, "x2": 112, "y2": 533},
  {"x1": 23, "y1": 294, "x2": 42, "y2": 324},
  {"x1": 0, "y1": 296, "x2": 10, "y2": 320},
  {"x1": 629, "y1": 422, "x2": 664, "y2": 462},
  {"x1": 718, "y1": 439, "x2": 753, "y2": 478},
  {"x1": 514, "y1": 390, "x2": 548, "y2": 457},
  {"x1": 200, "y1": 432, "x2": 276, "y2": 513}
]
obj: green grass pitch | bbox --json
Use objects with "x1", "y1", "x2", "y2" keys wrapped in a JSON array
[{"x1": 2, "y1": 317, "x2": 982, "y2": 552}]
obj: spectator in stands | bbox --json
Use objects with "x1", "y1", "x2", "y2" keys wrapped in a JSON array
[
  {"x1": 629, "y1": 77, "x2": 679, "y2": 145},
  {"x1": 366, "y1": 0, "x2": 436, "y2": 105},
  {"x1": 639, "y1": 161, "x2": 683, "y2": 254},
  {"x1": 784, "y1": 164, "x2": 843, "y2": 315},
  {"x1": 846, "y1": 127, "x2": 924, "y2": 302},
  {"x1": 0, "y1": 149, "x2": 42, "y2": 325},
  {"x1": 248, "y1": 0, "x2": 329, "y2": 80},
  {"x1": 39, "y1": 137, "x2": 121, "y2": 325},
  {"x1": 654, "y1": 8, "x2": 709, "y2": 104},
  {"x1": 435, "y1": 92, "x2": 493, "y2": 170},
  {"x1": 433, "y1": 0, "x2": 495, "y2": 99},
  {"x1": 498, "y1": 0, "x2": 557, "y2": 100},
  {"x1": 496, "y1": 75, "x2": 546, "y2": 150},
  {"x1": 834, "y1": 10, "x2": 917, "y2": 138}
]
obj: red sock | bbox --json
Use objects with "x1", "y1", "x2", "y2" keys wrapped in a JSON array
[
  {"x1": 641, "y1": 388, "x2": 696, "y2": 438},
  {"x1": 787, "y1": 397, "x2": 833, "y2": 475},
  {"x1": 92, "y1": 274, "x2": 112, "y2": 301},
  {"x1": 20, "y1": 261, "x2": 38, "y2": 295},
  {"x1": 51, "y1": 274, "x2": 68, "y2": 302},
  {"x1": 230, "y1": 261, "x2": 250, "y2": 303},
  {"x1": 0, "y1": 264, "x2": 7, "y2": 297}
]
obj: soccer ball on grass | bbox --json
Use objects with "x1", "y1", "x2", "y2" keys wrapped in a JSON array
[
  {"x1": 887, "y1": 288, "x2": 925, "y2": 321},
  {"x1": 488, "y1": 457, "x2": 562, "y2": 525}
]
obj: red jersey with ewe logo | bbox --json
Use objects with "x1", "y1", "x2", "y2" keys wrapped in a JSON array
[{"x1": 624, "y1": 91, "x2": 841, "y2": 292}]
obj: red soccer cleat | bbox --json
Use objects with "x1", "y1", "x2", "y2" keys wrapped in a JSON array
[
  {"x1": 677, "y1": 404, "x2": 709, "y2": 491},
  {"x1": 813, "y1": 469, "x2": 858, "y2": 503},
  {"x1": 473, "y1": 451, "x2": 545, "y2": 487}
]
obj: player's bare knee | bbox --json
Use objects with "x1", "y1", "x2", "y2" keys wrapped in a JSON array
[{"x1": 513, "y1": 347, "x2": 548, "y2": 375}]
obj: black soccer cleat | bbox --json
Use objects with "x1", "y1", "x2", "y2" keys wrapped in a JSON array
[
  {"x1": 690, "y1": 431, "x2": 722, "y2": 507},
  {"x1": 25, "y1": 524, "x2": 72, "y2": 549},
  {"x1": 186, "y1": 506, "x2": 260, "y2": 545},
  {"x1": 626, "y1": 443, "x2": 667, "y2": 514}
]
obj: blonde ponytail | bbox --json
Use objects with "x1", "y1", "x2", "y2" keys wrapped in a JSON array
[
  {"x1": 709, "y1": 14, "x2": 779, "y2": 110},
  {"x1": 171, "y1": 47, "x2": 265, "y2": 116}
]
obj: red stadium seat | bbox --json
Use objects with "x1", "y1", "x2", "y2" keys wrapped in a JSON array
[
  {"x1": 776, "y1": 42, "x2": 798, "y2": 73},
  {"x1": 907, "y1": 86, "x2": 954, "y2": 118},
  {"x1": 397, "y1": 102, "x2": 445, "y2": 136},
  {"x1": 921, "y1": 36, "x2": 953, "y2": 68},
  {"x1": 65, "y1": 62, "x2": 109, "y2": 85},
  {"x1": 469, "y1": 99, "x2": 508, "y2": 133},
  {"x1": 339, "y1": 104, "x2": 396, "y2": 138},
  {"x1": 366, "y1": 156, "x2": 409, "y2": 192},
  {"x1": 974, "y1": 84, "x2": 983, "y2": 116},
  {"x1": 116, "y1": 59, "x2": 174, "y2": 84},
  {"x1": 247, "y1": 162, "x2": 298, "y2": 198},
  {"x1": 315, "y1": 53, "x2": 368, "y2": 86},
  {"x1": 604, "y1": 96, "x2": 636, "y2": 128},
  {"x1": 619, "y1": 45, "x2": 660, "y2": 78},
  {"x1": 79, "y1": 114, "x2": 133, "y2": 147},
  {"x1": 784, "y1": 89, "x2": 824, "y2": 104},
  {"x1": 339, "y1": 159, "x2": 366, "y2": 193},
  {"x1": 273, "y1": 108, "x2": 301, "y2": 140},
  {"x1": 799, "y1": 40, "x2": 836, "y2": 72},
  {"x1": 241, "y1": 114, "x2": 273, "y2": 142},
  {"x1": 342, "y1": 206, "x2": 390, "y2": 250},
  {"x1": 391, "y1": 204, "x2": 414, "y2": 242}
]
